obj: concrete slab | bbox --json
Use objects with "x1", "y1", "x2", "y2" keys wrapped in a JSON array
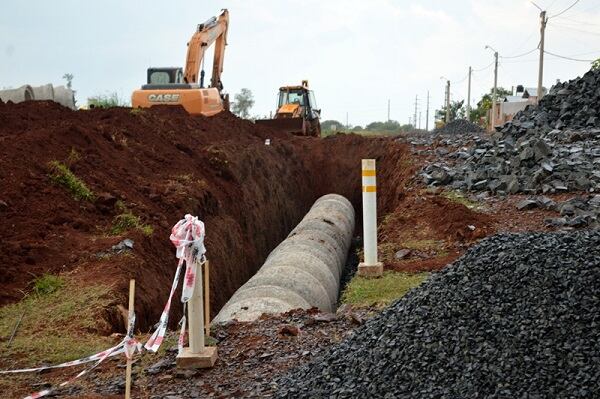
[{"x1": 176, "y1": 346, "x2": 218, "y2": 369}]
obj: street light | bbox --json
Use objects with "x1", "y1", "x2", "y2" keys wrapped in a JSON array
[
  {"x1": 440, "y1": 76, "x2": 450, "y2": 123},
  {"x1": 485, "y1": 45, "x2": 499, "y2": 130}
]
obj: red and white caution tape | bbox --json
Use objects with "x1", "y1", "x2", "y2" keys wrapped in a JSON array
[
  {"x1": 2, "y1": 215, "x2": 206, "y2": 398},
  {"x1": 2, "y1": 314, "x2": 141, "y2": 399},
  {"x1": 145, "y1": 214, "x2": 206, "y2": 354}
]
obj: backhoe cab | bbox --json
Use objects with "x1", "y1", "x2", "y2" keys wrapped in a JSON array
[{"x1": 256, "y1": 80, "x2": 321, "y2": 137}]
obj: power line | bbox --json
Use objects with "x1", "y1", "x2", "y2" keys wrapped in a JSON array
[
  {"x1": 549, "y1": 0, "x2": 580, "y2": 19},
  {"x1": 472, "y1": 60, "x2": 495, "y2": 72},
  {"x1": 549, "y1": 22, "x2": 600, "y2": 36},
  {"x1": 554, "y1": 15, "x2": 600, "y2": 26},
  {"x1": 451, "y1": 74, "x2": 469, "y2": 84},
  {"x1": 544, "y1": 49, "x2": 595, "y2": 62},
  {"x1": 500, "y1": 46, "x2": 540, "y2": 59},
  {"x1": 500, "y1": 58, "x2": 540, "y2": 64},
  {"x1": 564, "y1": 49, "x2": 600, "y2": 56}
]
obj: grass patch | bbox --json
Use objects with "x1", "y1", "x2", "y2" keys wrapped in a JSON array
[
  {"x1": 341, "y1": 271, "x2": 429, "y2": 308},
  {"x1": 33, "y1": 274, "x2": 64, "y2": 296},
  {"x1": 130, "y1": 107, "x2": 145, "y2": 115},
  {"x1": 441, "y1": 190, "x2": 481, "y2": 210},
  {"x1": 0, "y1": 279, "x2": 114, "y2": 365},
  {"x1": 110, "y1": 211, "x2": 153, "y2": 236},
  {"x1": 48, "y1": 160, "x2": 95, "y2": 202},
  {"x1": 401, "y1": 239, "x2": 442, "y2": 251}
]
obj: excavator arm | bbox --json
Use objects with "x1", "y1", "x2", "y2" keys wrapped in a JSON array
[{"x1": 184, "y1": 9, "x2": 229, "y2": 87}]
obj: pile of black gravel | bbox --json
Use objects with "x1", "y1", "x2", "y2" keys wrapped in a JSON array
[
  {"x1": 422, "y1": 68, "x2": 600, "y2": 194},
  {"x1": 275, "y1": 230, "x2": 600, "y2": 398},
  {"x1": 505, "y1": 68, "x2": 600, "y2": 133},
  {"x1": 433, "y1": 119, "x2": 484, "y2": 135}
]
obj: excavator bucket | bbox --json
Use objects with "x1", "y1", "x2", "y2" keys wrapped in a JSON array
[{"x1": 255, "y1": 117, "x2": 305, "y2": 135}]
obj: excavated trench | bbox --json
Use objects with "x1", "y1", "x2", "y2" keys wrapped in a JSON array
[{"x1": 0, "y1": 102, "x2": 414, "y2": 332}]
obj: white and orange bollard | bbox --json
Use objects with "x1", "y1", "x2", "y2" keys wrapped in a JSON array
[{"x1": 358, "y1": 159, "x2": 383, "y2": 277}]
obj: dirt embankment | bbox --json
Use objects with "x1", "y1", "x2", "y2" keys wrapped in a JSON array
[{"x1": 0, "y1": 101, "x2": 491, "y2": 331}]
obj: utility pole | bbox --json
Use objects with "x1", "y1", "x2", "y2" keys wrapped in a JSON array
[
  {"x1": 387, "y1": 99, "x2": 390, "y2": 121},
  {"x1": 413, "y1": 95, "x2": 418, "y2": 128},
  {"x1": 346, "y1": 112, "x2": 349, "y2": 129},
  {"x1": 418, "y1": 111, "x2": 422, "y2": 130},
  {"x1": 485, "y1": 45, "x2": 499, "y2": 130},
  {"x1": 537, "y1": 10, "x2": 547, "y2": 104},
  {"x1": 425, "y1": 90, "x2": 430, "y2": 131},
  {"x1": 445, "y1": 80, "x2": 450, "y2": 123},
  {"x1": 492, "y1": 51, "x2": 498, "y2": 130},
  {"x1": 466, "y1": 66, "x2": 472, "y2": 122}
]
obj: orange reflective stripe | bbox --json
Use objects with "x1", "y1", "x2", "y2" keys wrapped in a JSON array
[
  {"x1": 362, "y1": 185, "x2": 377, "y2": 192},
  {"x1": 362, "y1": 170, "x2": 376, "y2": 176}
]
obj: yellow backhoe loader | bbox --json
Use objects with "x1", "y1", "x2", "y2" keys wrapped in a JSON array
[{"x1": 256, "y1": 81, "x2": 321, "y2": 137}]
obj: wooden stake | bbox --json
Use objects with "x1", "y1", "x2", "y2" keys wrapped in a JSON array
[
  {"x1": 204, "y1": 260, "x2": 210, "y2": 338},
  {"x1": 176, "y1": 258, "x2": 217, "y2": 369},
  {"x1": 188, "y1": 260, "x2": 205, "y2": 353},
  {"x1": 125, "y1": 279, "x2": 135, "y2": 399}
]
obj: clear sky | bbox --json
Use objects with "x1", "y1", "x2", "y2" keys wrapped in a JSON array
[{"x1": 1, "y1": 0, "x2": 599, "y2": 128}]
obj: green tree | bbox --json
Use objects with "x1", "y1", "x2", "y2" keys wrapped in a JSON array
[
  {"x1": 366, "y1": 120, "x2": 401, "y2": 131},
  {"x1": 232, "y1": 88, "x2": 254, "y2": 119},
  {"x1": 435, "y1": 100, "x2": 465, "y2": 122},
  {"x1": 592, "y1": 58, "x2": 600, "y2": 71},
  {"x1": 321, "y1": 120, "x2": 344, "y2": 131},
  {"x1": 471, "y1": 87, "x2": 512, "y2": 124},
  {"x1": 62, "y1": 73, "x2": 74, "y2": 89}
]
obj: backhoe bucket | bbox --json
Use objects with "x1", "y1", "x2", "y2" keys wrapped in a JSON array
[{"x1": 255, "y1": 117, "x2": 305, "y2": 135}]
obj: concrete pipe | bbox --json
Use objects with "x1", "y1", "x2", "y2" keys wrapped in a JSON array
[
  {"x1": 214, "y1": 194, "x2": 355, "y2": 323},
  {"x1": 31, "y1": 84, "x2": 55, "y2": 101},
  {"x1": 53, "y1": 86, "x2": 76, "y2": 109},
  {"x1": 0, "y1": 85, "x2": 34, "y2": 103}
]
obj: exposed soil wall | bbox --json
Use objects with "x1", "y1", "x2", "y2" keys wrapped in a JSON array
[{"x1": 0, "y1": 101, "x2": 490, "y2": 331}]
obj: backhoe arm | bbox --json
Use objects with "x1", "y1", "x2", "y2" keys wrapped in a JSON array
[{"x1": 183, "y1": 9, "x2": 229, "y2": 86}]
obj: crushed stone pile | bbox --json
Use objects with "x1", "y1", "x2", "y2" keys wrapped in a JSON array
[
  {"x1": 432, "y1": 119, "x2": 484, "y2": 135},
  {"x1": 516, "y1": 194, "x2": 600, "y2": 228},
  {"x1": 275, "y1": 230, "x2": 600, "y2": 398},
  {"x1": 422, "y1": 68, "x2": 600, "y2": 194}
]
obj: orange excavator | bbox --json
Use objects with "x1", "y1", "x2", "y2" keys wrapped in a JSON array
[
  {"x1": 131, "y1": 9, "x2": 229, "y2": 116},
  {"x1": 255, "y1": 81, "x2": 321, "y2": 137}
]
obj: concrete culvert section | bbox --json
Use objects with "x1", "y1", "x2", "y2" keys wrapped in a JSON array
[
  {"x1": 214, "y1": 194, "x2": 355, "y2": 323},
  {"x1": 0, "y1": 85, "x2": 34, "y2": 102}
]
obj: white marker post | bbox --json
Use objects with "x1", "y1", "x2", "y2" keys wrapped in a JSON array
[
  {"x1": 358, "y1": 159, "x2": 383, "y2": 277},
  {"x1": 176, "y1": 258, "x2": 218, "y2": 369}
]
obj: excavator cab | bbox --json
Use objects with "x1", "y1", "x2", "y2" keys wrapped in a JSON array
[
  {"x1": 256, "y1": 81, "x2": 321, "y2": 137},
  {"x1": 146, "y1": 68, "x2": 184, "y2": 85}
]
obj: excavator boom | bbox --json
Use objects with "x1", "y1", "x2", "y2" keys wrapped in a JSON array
[{"x1": 184, "y1": 11, "x2": 228, "y2": 87}]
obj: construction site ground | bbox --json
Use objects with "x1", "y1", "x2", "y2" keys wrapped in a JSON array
[{"x1": 0, "y1": 101, "x2": 578, "y2": 398}]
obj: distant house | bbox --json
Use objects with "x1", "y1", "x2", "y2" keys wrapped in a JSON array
[{"x1": 489, "y1": 85, "x2": 547, "y2": 130}]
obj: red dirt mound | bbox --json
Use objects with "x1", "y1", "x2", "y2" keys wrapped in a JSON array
[
  {"x1": 0, "y1": 101, "x2": 422, "y2": 331},
  {"x1": 379, "y1": 191, "x2": 494, "y2": 272}
]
